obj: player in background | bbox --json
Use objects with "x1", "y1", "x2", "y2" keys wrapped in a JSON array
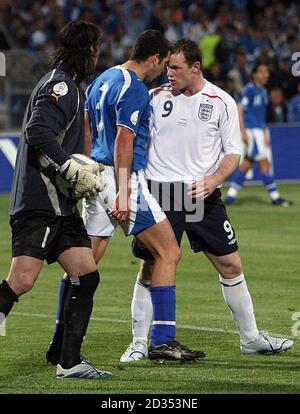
[
  {"x1": 0, "y1": 21, "x2": 111, "y2": 379},
  {"x1": 225, "y1": 63, "x2": 292, "y2": 206},
  {"x1": 46, "y1": 30, "x2": 206, "y2": 364},
  {"x1": 119, "y1": 39, "x2": 293, "y2": 362}
]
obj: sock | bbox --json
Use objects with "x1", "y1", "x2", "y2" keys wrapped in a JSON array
[
  {"x1": 150, "y1": 285, "x2": 176, "y2": 346},
  {"x1": 60, "y1": 270, "x2": 100, "y2": 369},
  {"x1": 49, "y1": 277, "x2": 71, "y2": 352},
  {"x1": 0, "y1": 280, "x2": 19, "y2": 317},
  {"x1": 261, "y1": 172, "x2": 280, "y2": 201},
  {"x1": 131, "y1": 273, "x2": 152, "y2": 342},
  {"x1": 219, "y1": 274, "x2": 259, "y2": 343},
  {"x1": 226, "y1": 169, "x2": 246, "y2": 200}
]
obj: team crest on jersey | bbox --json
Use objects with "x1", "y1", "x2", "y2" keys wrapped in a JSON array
[{"x1": 198, "y1": 103, "x2": 213, "y2": 121}]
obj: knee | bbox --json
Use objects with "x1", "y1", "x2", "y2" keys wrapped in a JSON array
[
  {"x1": 8, "y1": 273, "x2": 35, "y2": 295},
  {"x1": 159, "y1": 244, "x2": 181, "y2": 266},
  {"x1": 173, "y1": 245, "x2": 182, "y2": 264},
  {"x1": 221, "y1": 258, "x2": 243, "y2": 279}
]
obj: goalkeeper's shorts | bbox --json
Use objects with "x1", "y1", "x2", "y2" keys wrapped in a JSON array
[
  {"x1": 10, "y1": 211, "x2": 91, "y2": 264},
  {"x1": 82, "y1": 166, "x2": 166, "y2": 237}
]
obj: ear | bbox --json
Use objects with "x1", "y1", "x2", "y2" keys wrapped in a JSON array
[
  {"x1": 149, "y1": 53, "x2": 160, "y2": 66},
  {"x1": 192, "y1": 61, "x2": 201, "y2": 73}
]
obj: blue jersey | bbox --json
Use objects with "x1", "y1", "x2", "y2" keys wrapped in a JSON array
[
  {"x1": 240, "y1": 82, "x2": 268, "y2": 129},
  {"x1": 85, "y1": 66, "x2": 151, "y2": 171}
]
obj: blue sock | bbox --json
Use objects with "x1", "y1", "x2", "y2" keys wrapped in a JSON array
[
  {"x1": 226, "y1": 169, "x2": 246, "y2": 201},
  {"x1": 52, "y1": 278, "x2": 71, "y2": 342},
  {"x1": 232, "y1": 169, "x2": 246, "y2": 188},
  {"x1": 150, "y1": 285, "x2": 176, "y2": 346},
  {"x1": 261, "y1": 172, "x2": 278, "y2": 194}
]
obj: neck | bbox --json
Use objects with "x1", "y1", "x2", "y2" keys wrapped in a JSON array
[
  {"x1": 254, "y1": 80, "x2": 264, "y2": 88},
  {"x1": 183, "y1": 75, "x2": 206, "y2": 96},
  {"x1": 121, "y1": 60, "x2": 147, "y2": 80}
]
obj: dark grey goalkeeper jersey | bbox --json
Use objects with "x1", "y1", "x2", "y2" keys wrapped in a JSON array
[{"x1": 10, "y1": 67, "x2": 84, "y2": 217}]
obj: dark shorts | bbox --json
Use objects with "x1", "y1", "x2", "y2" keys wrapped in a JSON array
[
  {"x1": 132, "y1": 181, "x2": 238, "y2": 260},
  {"x1": 10, "y1": 211, "x2": 91, "y2": 264}
]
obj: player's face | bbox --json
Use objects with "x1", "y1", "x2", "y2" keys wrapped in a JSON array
[
  {"x1": 254, "y1": 65, "x2": 269, "y2": 86},
  {"x1": 91, "y1": 44, "x2": 100, "y2": 71},
  {"x1": 145, "y1": 52, "x2": 170, "y2": 83},
  {"x1": 167, "y1": 52, "x2": 195, "y2": 91}
]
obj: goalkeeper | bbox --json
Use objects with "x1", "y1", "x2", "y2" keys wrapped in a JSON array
[{"x1": 0, "y1": 21, "x2": 111, "y2": 380}]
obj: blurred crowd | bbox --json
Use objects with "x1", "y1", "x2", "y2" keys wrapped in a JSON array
[{"x1": 1, "y1": 0, "x2": 300, "y2": 122}]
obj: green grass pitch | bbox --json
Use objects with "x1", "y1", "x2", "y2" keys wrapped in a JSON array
[{"x1": 0, "y1": 184, "x2": 300, "y2": 394}]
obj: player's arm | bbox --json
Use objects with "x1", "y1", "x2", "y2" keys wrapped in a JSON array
[
  {"x1": 84, "y1": 111, "x2": 93, "y2": 156},
  {"x1": 188, "y1": 154, "x2": 240, "y2": 199},
  {"x1": 26, "y1": 80, "x2": 103, "y2": 198},
  {"x1": 25, "y1": 80, "x2": 76, "y2": 170},
  {"x1": 110, "y1": 82, "x2": 146, "y2": 222},
  {"x1": 189, "y1": 97, "x2": 241, "y2": 199},
  {"x1": 238, "y1": 104, "x2": 249, "y2": 145},
  {"x1": 110, "y1": 126, "x2": 134, "y2": 223}
]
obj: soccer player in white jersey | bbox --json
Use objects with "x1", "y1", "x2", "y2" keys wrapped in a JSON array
[
  {"x1": 119, "y1": 39, "x2": 293, "y2": 362},
  {"x1": 225, "y1": 63, "x2": 292, "y2": 206},
  {"x1": 47, "y1": 31, "x2": 205, "y2": 364}
]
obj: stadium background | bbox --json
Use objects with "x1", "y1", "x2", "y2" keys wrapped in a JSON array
[{"x1": 0, "y1": 0, "x2": 300, "y2": 395}]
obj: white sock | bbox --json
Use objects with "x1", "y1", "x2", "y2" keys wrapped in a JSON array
[
  {"x1": 269, "y1": 190, "x2": 280, "y2": 201},
  {"x1": 131, "y1": 273, "x2": 152, "y2": 343},
  {"x1": 227, "y1": 187, "x2": 239, "y2": 199},
  {"x1": 219, "y1": 273, "x2": 259, "y2": 343}
]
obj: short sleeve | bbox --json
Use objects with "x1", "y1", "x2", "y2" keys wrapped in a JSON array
[
  {"x1": 219, "y1": 97, "x2": 242, "y2": 155},
  {"x1": 240, "y1": 86, "x2": 252, "y2": 110},
  {"x1": 116, "y1": 83, "x2": 149, "y2": 135}
]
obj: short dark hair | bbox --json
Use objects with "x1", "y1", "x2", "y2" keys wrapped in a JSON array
[
  {"x1": 171, "y1": 38, "x2": 202, "y2": 67},
  {"x1": 251, "y1": 62, "x2": 269, "y2": 75},
  {"x1": 51, "y1": 20, "x2": 101, "y2": 82},
  {"x1": 130, "y1": 30, "x2": 170, "y2": 63}
]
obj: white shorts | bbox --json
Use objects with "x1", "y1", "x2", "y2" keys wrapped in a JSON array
[
  {"x1": 82, "y1": 166, "x2": 166, "y2": 238},
  {"x1": 246, "y1": 128, "x2": 268, "y2": 161}
]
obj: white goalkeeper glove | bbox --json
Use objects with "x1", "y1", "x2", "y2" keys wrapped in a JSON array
[{"x1": 63, "y1": 158, "x2": 106, "y2": 200}]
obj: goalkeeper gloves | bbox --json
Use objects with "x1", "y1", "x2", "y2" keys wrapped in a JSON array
[{"x1": 63, "y1": 158, "x2": 106, "y2": 200}]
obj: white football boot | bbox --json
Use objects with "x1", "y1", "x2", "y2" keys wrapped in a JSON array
[
  {"x1": 120, "y1": 340, "x2": 148, "y2": 362},
  {"x1": 240, "y1": 331, "x2": 294, "y2": 355},
  {"x1": 56, "y1": 359, "x2": 112, "y2": 379}
]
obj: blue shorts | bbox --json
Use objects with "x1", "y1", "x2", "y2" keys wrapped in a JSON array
[{"x1": 82, "y1": 167, "x2": 166, "y2": 237}]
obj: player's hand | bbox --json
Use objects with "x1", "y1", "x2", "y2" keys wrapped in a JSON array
[
  {"x1": 187, "y1": 176, "x2": 218, "y2": 199},
  {"x1": 110, "y1": 188, "x2": 131, "y2": 224},
  {"x1": 241, "y1": 130, "x2": 249, "y2": 145},
  {"x1": 65, "y1": 159, "x2": 106, "y2": 199}
]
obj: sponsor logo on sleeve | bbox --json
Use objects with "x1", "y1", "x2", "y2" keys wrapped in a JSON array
[
  {"x1": 130, "y1": 110, "x2": 139, "y2": 125},
  {"x1": 51, "y1": 82, "x2": 68, "y2": 100}
]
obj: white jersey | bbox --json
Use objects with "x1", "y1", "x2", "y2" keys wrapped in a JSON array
[{"x1": 145, "y1": 80, "x2": 242, "y2": 182}]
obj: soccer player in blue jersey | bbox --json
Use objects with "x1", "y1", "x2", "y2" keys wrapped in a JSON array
[
  {"x1": 225, "y1": 63, "x2": 292, "y2": 206},
  {"x1": 47, "y1": 30, "x2": 205, "y2": 363}
]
